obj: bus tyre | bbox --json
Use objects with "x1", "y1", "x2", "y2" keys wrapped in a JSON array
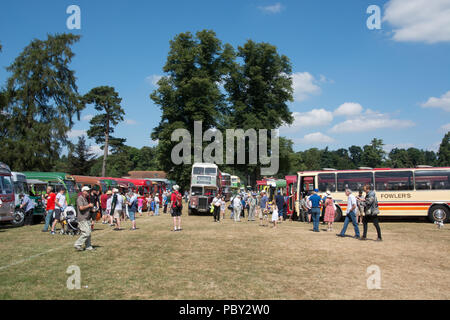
[
  {"x1": 334, "y1": 206, "x2": 343, "y2": 222},
  {"x1": 428, "y1": 205, "x2": 449, "y2": 223},
  {"x1": 12, "y1": 209, "x2": 25, "y2": 227}
]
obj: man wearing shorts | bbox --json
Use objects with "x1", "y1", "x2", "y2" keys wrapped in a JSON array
[
  {"x1": 111, "y1": 188, "x2": 123, "y2": 230},
  {"x1": 100, "y1": 190, "x2": 109, "y2": 224},
  {"x1": 51, "y1": 188, "x2": 67, "y2": 234},
  {"x1": 170, "y1": 185, "x2": 182, "y2": 231}
]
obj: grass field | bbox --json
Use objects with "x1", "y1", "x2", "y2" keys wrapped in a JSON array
[{"x1": 0, "y1": 206, "x2": 449, "y2": 300}]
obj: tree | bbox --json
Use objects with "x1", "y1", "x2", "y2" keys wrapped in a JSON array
[
  {"x1": 84, "y1": 86, "x2": 124, "y2": 177},
  {"x1": 225, "y1": 40, "x2": 294, "y2": 184},
  {"x1": 349, "y1": 145, "x2": 363, "y2": 167},
  {"x1": 150, "y1": 30, "x2": 234, "y2": 189},
  {"x1": 67, "y1": 136, "x2": 96, "y2": 175},
  {"x1": 0, "y1": 33, "x2": 83, "y2": 170},
  {"x1": 437, "y1": 132, "x2": 450, "y2": 166},
  {"x1": 361, "y1": 138, "x2": 385, "y2": 168}
]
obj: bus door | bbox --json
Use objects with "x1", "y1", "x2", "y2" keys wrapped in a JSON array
[{"x1": 300, "y1": 176, "x2": 316, "y2": 198}]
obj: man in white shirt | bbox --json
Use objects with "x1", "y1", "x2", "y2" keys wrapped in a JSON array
[
  {"x1": 51, "y1": 189, "x2": 67, "y2": 234},
  {"x1": 337, "y1": 188, "x2": 360, "y2": 239},
  {"x1": 233, "y1": 195, "x2": 242, "y2": 222},
  {"x1": 111, "y1": 188, "x2": 123, "y2": 230},
  {"x1": 212, "y1": 194, "x2": 221, "y2": 222}
]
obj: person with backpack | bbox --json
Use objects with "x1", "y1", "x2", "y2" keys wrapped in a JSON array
[
  {"x1": 170, "y1": 185, "x2": 183, "y2": 231},
  {"x1": 111, "y1": 188, "x2": 123, "y2": 231}
]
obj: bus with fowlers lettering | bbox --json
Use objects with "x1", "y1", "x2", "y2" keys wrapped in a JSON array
[
  {"x1": 189, "y1": 163, "x2": 221, "y2": 215},
  {"x1": 295, "y1": 166, "x2": 450, "y2": 223}
]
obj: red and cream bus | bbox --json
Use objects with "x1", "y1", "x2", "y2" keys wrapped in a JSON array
[
  {"x1": 286, "y1": 175, "x2": 298, "y2": 217},
  {"x1": 296, "y1": 167, "x2": 450, "y2": 223}
]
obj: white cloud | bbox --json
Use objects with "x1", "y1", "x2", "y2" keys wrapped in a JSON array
[
  {"x1": 258, "y1": 3, "x2": 283, "y2": 14},
  {"x1": 125, "y1": 119, "x2": 138, "y2": 125},
  {"x1": 281, "y1": 109, "x2": 333, "y2": 133},
  {"x1": 421, "y1": 90, "x2": 450, "y2": 112},
  {"x1": 82, "y1": 114, "x2": 94, "y2": 121},
  {"x1": 383, "y1": 0, "x2": 450, "y2": 43},
  {"x1": 295, "y1": 132, "x2": 335, "y2": 144},
  {"x1": 334, "y1": 102, "x2": 363, "y2": 117},
  {"x1": 89, "y1": 145, "x2": 104, "y2": 157},
  {"x1": 67, "y1": 129, "x2": 86, "y2": 139},
  {"x1": 292, "y1": 72, "x2": 322, "y2": 102},
  {"x1": 441, "y1": 123, "x2": 450, "y2": 132},
  {"x1": 146, "y1": 74, "x2": 162, "y2": 86},
  {"x1": 330, "y1": 110, "x2": 414, "y2": 133}
]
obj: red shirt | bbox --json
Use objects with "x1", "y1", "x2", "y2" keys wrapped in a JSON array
[
  {"x1": 171, "y1": 191, "x2": 180, "y2": 208},
  {"x1": 46, "y1": 193, "x2": 56, "y2": 211},
  {"x1": 100, "y1": 194, "x2": 108, "y2": 209}
]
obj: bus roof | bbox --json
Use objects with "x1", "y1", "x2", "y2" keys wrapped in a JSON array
[
  {"x1": 192, "y1": 163, "x2": 218, "y2": 168},
  {"x1": 296, "y1": 167, "x2": 450, "y2": 175},
  {"x1": 23, "y1": 172, "x2": 74, "y2": 181},
  {"x1": 0, "y1": 162, "x2": 12, "y2": 175}
]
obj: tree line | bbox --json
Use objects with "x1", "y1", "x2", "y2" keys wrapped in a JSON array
[{"x1": 0, "y1": 33, "x2": 449, "y2": 191}]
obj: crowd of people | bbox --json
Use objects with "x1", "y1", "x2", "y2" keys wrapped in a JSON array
[
  {"x1": 34, "y1": 184, "x2": 184, "y2": 251},
  {"x1": 31, "y1": 181, "x2": 382, "y2": 252}
]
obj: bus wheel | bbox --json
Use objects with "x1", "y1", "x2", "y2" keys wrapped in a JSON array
[
  {"x1": 12, "y1": 209, "x2": 25, "y2": 227},
  {"x1": 428, "y1": 205, "x2": 449, "y2": 223},
  {"x1": 334, "y1": 206, "x2": 343, "y2": 222}
]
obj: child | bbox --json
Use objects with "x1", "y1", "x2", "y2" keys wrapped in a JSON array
[
  {"x1": 220, "y1": 196, "x2": 226, "y2": 220},
  {"x1": 271, "y1": 202, "x2": 279, "y2": 228},
  {"x1": 138, "y1": 196, "x2": 144, "y2": 216}
]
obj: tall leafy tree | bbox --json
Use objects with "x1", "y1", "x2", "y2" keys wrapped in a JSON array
[
  {"x1": 437, "y1": 132, "x2": 450, "y2": 166},
  {"x1": 84, "y1": 86, "x2": 125, "y2": 177},
  {"x1": 225, "y1": 40, "x2": 294, "y2": 183},
  {"x1": 67, "y1": 135, "x2": 96, "y2": 175},
  {"x1": 150, "y1": 30, "x2": 234, "y2": 189},
  {"x1": 361, "y1": 138, "x2": 385, "y2": 168},
  {"x1": 1, "y1": 33, "x2": 83, "y2": 170}
]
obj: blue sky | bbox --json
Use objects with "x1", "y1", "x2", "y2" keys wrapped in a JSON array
[{"x1": 1, "y1": 0, "x2": 449, "y2": 155}]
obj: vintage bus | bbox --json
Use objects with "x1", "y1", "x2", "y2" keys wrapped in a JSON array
[
  {"x1": 296, "y1": 167, "x2": 450, "y2": 222},
  {"x1": 221, "y1": 172, "x2": 232, "y2": 201},
  {"x1": 0, "y1": 162, "x2": 15, "y2": 224},
  {"x1": 286, "y1": 175, "x2": 298, "y2": 217},
  {"x1": 189, "y1": 163, "x2": 221, "y2": 215},
  {"x1": 72, "y1": 175, "x2": 118, "y2": 194},
  {"x1": 23, "y1": 172, "x2": 78, "y2": 206},
  {"x1": 11, "y1": 172, "x2": 46, "y2": 226}
]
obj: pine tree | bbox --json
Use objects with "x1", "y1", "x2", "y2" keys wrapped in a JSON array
[
  {"x1": 0, "y1": 33, "x2": 83, "y2": 170},
  {"x1": 437, "y1": 132, "x2": 450, "y2": 166},
  {"x1": 84, "y1": 86, "x2": 125, "y2": 177}
]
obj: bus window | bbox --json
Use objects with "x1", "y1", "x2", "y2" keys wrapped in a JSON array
[
  {"x1": 193, "y1": 167, "x2": 205, "y2": 175},
  {"x1": 205, "y1": 168, "x2": 217, "y2": 175},
  {"x1": 191, "y1": 187, "x2": 203, "y2": 196},
  {"x1": 375, "y1": 171, "x2": 414, "y2": 191},
  {"x1": 0, "y1": 176, "x2": 13, "y2": 194},
  {"x1": 318, "y1": 173, "x2": 336, "y2": 192},
  {"x1": 415, "y1": 170, "x2": 450, "y2": 190},
  {"x1": 337, "y1": 172, "x2": 373, "y2": 192},
  {"x1": 64, "y1": 180, "x2": 77, "y2": 193},
  {"x1": 300, "y1": 176, "x2": 315, "y2": 194}
]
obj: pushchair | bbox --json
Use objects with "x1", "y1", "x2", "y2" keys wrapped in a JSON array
[{"x1": 61, "y1": 206, "x2": 80, "y2": 236}]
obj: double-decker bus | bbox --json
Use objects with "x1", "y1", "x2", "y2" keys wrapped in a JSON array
[
  {"x1": 189, "y1": 163, "x2": 221, "y2": 215},
  {"x1": 23, "y1": 172, "x2": 78, "y2": 206},
  {"x1": 0, "y1": 162, "x2": 15, "y2": 224},
  {"x1": 296, "y1": 167, "x2": 450, "y2": 223},
  {"x1": 221, "y1": 173, "x2": 232, "y2": 201}
]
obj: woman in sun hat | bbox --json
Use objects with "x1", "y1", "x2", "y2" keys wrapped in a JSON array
[{"x1": 323, "y1": 191, "x2": 336, "y2": 231}]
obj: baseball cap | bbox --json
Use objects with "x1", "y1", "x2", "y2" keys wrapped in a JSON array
[{"x1": 81, "y1": 186, "x2": 90, "y2": 192}]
